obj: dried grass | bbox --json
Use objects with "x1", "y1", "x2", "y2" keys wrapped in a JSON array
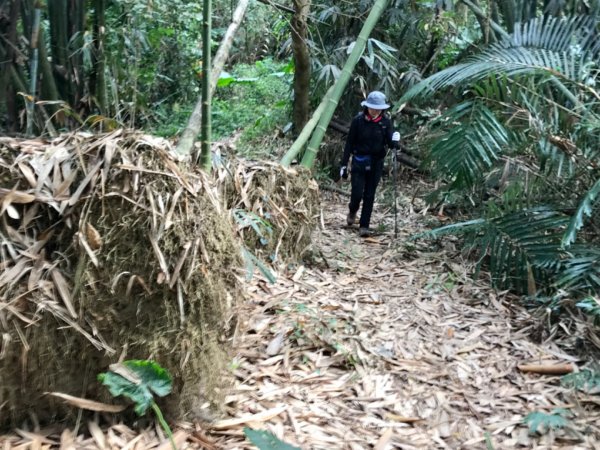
[{"x1": 215, "y1": 157, "x2": 319, "y2": 264}]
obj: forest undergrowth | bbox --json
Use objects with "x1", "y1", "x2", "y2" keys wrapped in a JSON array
[{"x1": 3, "y1": 173, "x2": 598, "y2": 449}]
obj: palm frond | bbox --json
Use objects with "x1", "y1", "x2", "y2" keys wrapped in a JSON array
[
  {"x1": 507, "y1": 15, "x2": 600, "y2": 55},
  {"x1": 428, "y1": 101, "x2": 509, "y2": 188},
  {"x1": 415, "y1": 207, "x2": 569, "y2": 293},
  {"x1": 556, "y1": 246, "x2": 600, "y2": 292},
  {"x1": 562, "y1": 178, "x2": 600, "y2": 247},
  {"x1": 401, "y1": 16, "x2": 600, "y2": 102}
]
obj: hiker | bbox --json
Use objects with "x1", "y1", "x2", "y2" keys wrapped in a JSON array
[{"x1": 339, "y1": 91, "x2": 400, "y2": 237}]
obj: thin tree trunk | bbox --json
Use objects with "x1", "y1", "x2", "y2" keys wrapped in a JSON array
[
  {"x1": 91, "y1": 0, "x2": 108, "y2": 113},
  {"x1": 291, "y1": 0, "x2": 311, "y2": 133},
  {"x1": 280, "y1": 84, "x2": 335, "y2": 166},
  {"x1": 460, "y1": 0, "x2": 509, "y2": 41},
  {"x1": 199, "y1": 0, "x2": 213, "y2": 170},
  {"x1": 176, "y1": 0, "x2": 249, "y2": 157},
  {"x1": 26, "y1": 2, "x2": 41, "y2": 136},
  {"x1": 1, "y1": 0, "x2": 20, "y2": 131},
  {"x1": 299, "y1": 0, "x2": 391, "y2": 169},
  {"x1": 497, "y1": 0, "x2": 516, "y2": 33},
  {"x1": 48, "y1": 0, "x2": 70, "y2": 100},
  {"x1": 38, "y1": 22, "x2": 61, "y2": 120},
  {"x1": 69, "y1": 0, "x2": 86, "y2": 108}
]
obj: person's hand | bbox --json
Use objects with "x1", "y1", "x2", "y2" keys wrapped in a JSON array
[{"x1": 340, "y1": 166, "x2": 348, "y2": 180}]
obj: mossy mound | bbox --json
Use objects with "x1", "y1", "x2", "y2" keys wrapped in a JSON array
[
  {"x1": 0, "y1": 131, "x2": 242, "y2": 427},
  {"x1": 217, "y1": 158, "x2": 320, "y2": 264}
]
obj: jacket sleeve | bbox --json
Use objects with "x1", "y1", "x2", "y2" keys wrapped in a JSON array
[
  {"x1": 374, "y1": 116, "x2": 394, "y2": 160},
  {"x1": 341, "y1": 116, "x2": 359, "y2": 166}
]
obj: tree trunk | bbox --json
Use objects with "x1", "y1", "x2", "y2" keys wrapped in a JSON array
[
  {"x1": 199, "y1": 0, "x2": 213, "y2": 170},
  {"x1": 299, "y1": 0, "x2": 391, "y2": 169},
  {"x1": 291, "y1": 0, "x2": 311, "y2": 133},
  {"x1": 176, "y1": 0, "x2": 250, "y2": 157},
  {"x1": 459, "y1": 0, "x2": 509, "y2": 42}
]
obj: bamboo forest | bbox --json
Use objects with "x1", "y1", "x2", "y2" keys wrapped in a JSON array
[{"x1": 1, "y1": 0, "x2": 599, "y2": 448}]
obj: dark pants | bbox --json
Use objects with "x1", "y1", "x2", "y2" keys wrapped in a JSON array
[{"x1": 349, "y1": 158, "x2": 383, "y2": 229}]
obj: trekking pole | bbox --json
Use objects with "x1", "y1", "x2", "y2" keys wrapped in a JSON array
[
  {"x1": 393, "y1": 147, "x2": 398, "y2": 239},
  {"x1": 391, "y1": 118, "x2": 399, "y2": 240}
]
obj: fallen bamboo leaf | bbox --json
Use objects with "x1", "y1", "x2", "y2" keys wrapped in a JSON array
[
  {"x1": 47, "y1": 392, "x2": 126, "y2": 413},
  {"x1": 373, "y1": 428, "x2": 394, "y2": 450},
  {"x1": 50, "y1": 268, "x2": 77, "y2": 318},
  {"x1": 210, "y1": 406, "x2": 288, "y2": 429}
]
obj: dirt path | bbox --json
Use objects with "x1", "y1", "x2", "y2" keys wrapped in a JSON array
[{"x1": 214, "y1": 190, "x2": 599, "y2": 449}]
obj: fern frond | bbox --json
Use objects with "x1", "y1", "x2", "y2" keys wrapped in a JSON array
[{"x1": 415, "y1": 207, "x2": 569, "y2": 293}]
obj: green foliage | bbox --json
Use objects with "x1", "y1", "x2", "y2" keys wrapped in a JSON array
[
  {"x1": 243, "y1": 428, "x2": 301, "y2": 450},
  {"x1": 523, "y1": 409, "x2": 573, "y2": 434},
  {"x1": 556, "y1": 249, "x2": 600, "y2": 293},
  {"x1": 428, "y1": 101, "x2": 509, "y2": 188},
  {"x1": 212, "y1": 59, "x2": 292, "y2": 148},
  {"x1": 233, "y1": 209, "x2": 273, "y2": 246},
  {"x1": 415, "y1": 207, "x2": 569, "y2": 294},
  {"x1": 241, "y1": 247, "x2": 277, "y2": 283},
  {"x1": 575, "y1": 297, "x2": 600, "y2": 324},
  {"x1": 99, "y1": 360, "x2": 176, "y2": 450},
  {"x1": 562, "y1": 179, "x2": 600, "y2": 247},
  {"x1": 561, "y1": 368, "x2": 600, "y2": 392},
  {"x1": 98, "y1": 360, "x2": 172, "y2": 415},
  {"x1": 406, "y1": 15, "x2": 600, "y2": 306}
]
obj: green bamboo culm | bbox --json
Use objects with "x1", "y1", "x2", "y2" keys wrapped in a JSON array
[
  {"x1": 280, "y1": 84, "x2": 335, "y2": 166},
  {"x1": 199, "y1": 0, "x2": 213, "y2": 171},
  {"x1": 299, "y1": 0, "x2": 390, "y2": 169},
  {"x1": 26, "y1": 2, "x2": 42, "y2": 136}
]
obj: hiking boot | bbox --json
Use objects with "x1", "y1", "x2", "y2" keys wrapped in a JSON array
[
  {"x1": 346, "y1": 211, "x2": 357, "y2": 226},
  {"x1": 359, "y1": 227, "x2": 371, "y2": 237}
]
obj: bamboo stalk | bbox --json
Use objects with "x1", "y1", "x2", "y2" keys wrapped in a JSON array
[
  {"x1": 300, "y1": 0, "x2": 391, "y2": 169},
  {"x1": 176, "y1": 0, "x2": 250, "y2": 158},
  {"x1": 26, "y1": 3, "x2": 41, "y2": 136},
  {"x1": 517, "y1": 364, "x2": 575, "y2": 375},
  {"x1": 199, "y1": 0, "x2": 213, "y2": 171},
  {"x1": 280, "y1": 84, "x2": 335, "y2": 166}
]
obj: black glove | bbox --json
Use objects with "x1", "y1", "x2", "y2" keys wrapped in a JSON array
[{"x1": 340, "y1": 166, "x2": 348, "y2": 180}]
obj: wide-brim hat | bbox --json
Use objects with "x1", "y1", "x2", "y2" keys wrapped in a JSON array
[{"x1": 361, "y1": 91, "x2": 390, "y2": 109}]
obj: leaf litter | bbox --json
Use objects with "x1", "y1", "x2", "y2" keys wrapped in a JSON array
[{"x1": 1, "y1": 154, "x2": 599, "y2": 449}]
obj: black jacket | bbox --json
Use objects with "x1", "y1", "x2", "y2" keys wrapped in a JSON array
[{"x1": 341, "y1": 112, "x2": 394, "y2": 166}]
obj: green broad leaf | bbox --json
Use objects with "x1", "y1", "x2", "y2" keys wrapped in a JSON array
[
  {"x1": 217, "y1": 72, "x2": 235, "y2": 87},
  {"x1": 523, "y1": 409, "x2": 572, "y2": 434},
  {"x1": 98, "y1": 360, "x2": 172, "y2": 416},
  {"x1": 243, "y1": 428, "x2": 301, "y2": 450}
]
